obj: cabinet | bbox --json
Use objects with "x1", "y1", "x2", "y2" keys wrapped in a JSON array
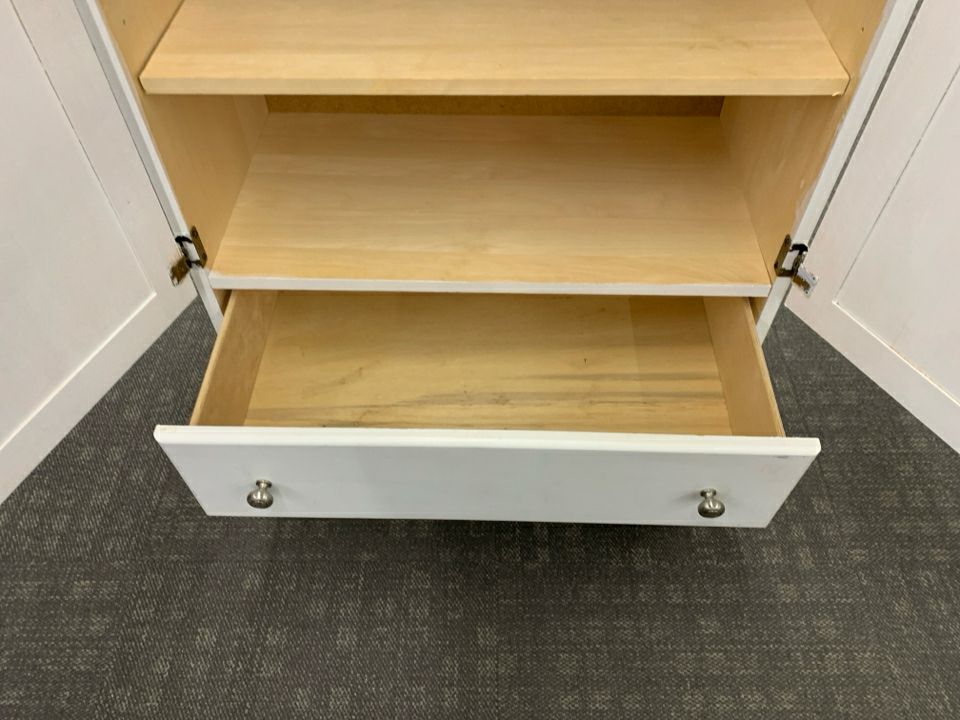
[{"x1": 76, "y1": 0, "x2": 912, "y2": 525}]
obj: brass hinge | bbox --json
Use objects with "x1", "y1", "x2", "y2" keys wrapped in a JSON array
[
  {"x1": 774, "y1": 235, "x2": 818, "y2": 297},
  {"x1": 169, "y1": 227, "x2": 208, "y2": 286}
]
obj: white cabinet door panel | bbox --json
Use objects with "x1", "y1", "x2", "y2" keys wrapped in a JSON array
[
  {"x1": 0, "y1": 0, "x2": 192, "y2": 500},
  {"x1": 789, "y1": 0, "x2": 960, "y2": 452}
]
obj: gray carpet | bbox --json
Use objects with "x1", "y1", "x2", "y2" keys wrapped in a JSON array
[{"x1": 1, "y1": 299, "x2": 958, "y2": 719}]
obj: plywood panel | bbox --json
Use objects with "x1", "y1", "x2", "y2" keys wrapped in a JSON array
[
  {"x1": 722, "y1": 0, "x2": 888, "y2": 280},
  {"x1": 704, "y1": 298, "x2": 785, "y2": 437},
  {"x1": 243, "y1": 293, "x2": 733, "y2": 436},
  {"x1": 191, "y1": 291, "x2": 277, "y2": 426},
  {"x1": 140, "y1": 0, "x2": 847, "y2": 96},
  {"x1": 211, "y1": 114, "x2": 770, "y2": 295},
  {"x1": 98, "y1": 0, "x2": 267, "y2": 263}
]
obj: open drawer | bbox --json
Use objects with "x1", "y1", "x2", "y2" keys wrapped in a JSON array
[{"x1": 155, "y1": 292, "x2": 819, "y2": 526}]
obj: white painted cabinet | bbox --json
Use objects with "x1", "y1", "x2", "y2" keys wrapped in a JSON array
[
  {"x1": 0, "y1": 0, "x2": 193, "y2": 500},
  {"x1": 31, "y1": 0, "x2": 945, "y2": 525},
  {"x1": 788, "y1": 0, "x2": 960, "y2": 453},
  {"x1": 153, "y1": 291, "x2": 819, "y2": 526}
]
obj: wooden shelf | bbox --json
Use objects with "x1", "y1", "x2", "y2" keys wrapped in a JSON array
[
  {"x1": 140, "y1": 0, "x2": 849, "y2": 97},
  {"x1": 210, "y1": 114, "x2": 771, "y2": 296},
  {"x1": 243, "y1": 293, "x2": 735, "y2": 435}
]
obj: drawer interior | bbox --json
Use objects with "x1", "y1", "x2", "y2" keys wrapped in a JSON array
[{"x1": 191, "y1": 292, "x2": 785, "y2": 438}]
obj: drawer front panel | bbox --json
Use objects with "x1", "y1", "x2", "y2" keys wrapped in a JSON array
[{"x1": 155, "y1": 427, "x2": 819, "y2": 527}]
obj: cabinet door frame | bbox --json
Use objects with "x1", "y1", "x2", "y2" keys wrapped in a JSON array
[
  {"x1": 753, "y1": 0, "x2": 921, "y2": 339},
  {"x1": 1, "y1": 0, "x2": 195, "y2": 498},
  {"x1": 73, "y1": 0, "x2": 223, "y2": 329},
  {"x1": 789, "y1": 0, "x2": 960, "y2": 452}
]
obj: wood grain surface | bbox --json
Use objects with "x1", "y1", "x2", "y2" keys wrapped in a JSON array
[
  {"x1": 704, "y1": 297, "x2": 785, "y2": 437},
  {"x1": 140, "y1": 0, "x2": 848, "y2": 96},
  {"x1": 211, "y1": 114, "x2": 770, "y2": 294},
  {"x1": 191, "y1": 291, "x2": 277, "y2": 426},
  {"x1": 241, "y1": 293, "x2": 735, "y2": 435},
  {"x1": 99, "y1": 0, "x2": 267, "y2": 265}
]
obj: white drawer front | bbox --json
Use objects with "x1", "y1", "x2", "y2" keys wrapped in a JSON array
[{"x1": 155, "y1": 427, "x2": 819, "y2": 527}]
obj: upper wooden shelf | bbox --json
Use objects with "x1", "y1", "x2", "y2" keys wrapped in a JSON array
[
  {"x1": 208, "y1": 113, "x2": 771, "y2": 296},
  {"x1": 140, "y1": 0, "x2": 849, "y2": 97}
]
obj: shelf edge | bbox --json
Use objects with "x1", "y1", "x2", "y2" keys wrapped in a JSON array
[{"x1": 207, "y1": 272, "x2": 772, "y2": 298}]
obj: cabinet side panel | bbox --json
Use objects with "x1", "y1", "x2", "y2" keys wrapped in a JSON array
[
  {"x1": 721, "y1": 1, "x2": 888, "y2": 283},
  {"x1": 97, "y1": 0, "x2": 267, "y2": 264}
]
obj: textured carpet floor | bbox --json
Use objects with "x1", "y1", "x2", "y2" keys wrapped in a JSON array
[{"x1": 1, "y1": 299, "x2": 958, "y2": 719}]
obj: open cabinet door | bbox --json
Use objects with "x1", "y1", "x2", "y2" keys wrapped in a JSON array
[
  {"x1": 787, "y1": 0, "x2": 960, "y2": 453},
  {"x1": 0, "y1": 1, "x2": 195, "y2": 500}
]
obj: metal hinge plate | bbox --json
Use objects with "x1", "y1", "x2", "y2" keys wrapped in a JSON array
[
  {"x1": 169, "y1": 227, "x2": 207, "y2": 286},
  {"x1": 774, "y1": 235, "x2": 818, "y2": 297}
]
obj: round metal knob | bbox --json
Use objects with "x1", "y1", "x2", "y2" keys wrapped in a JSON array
[
  {"x1": 697, "y1": 488, "x2": 725, "y2": 519},
  {"x1": 246, "y1": 479, "x2": 274, "y2": 509}
]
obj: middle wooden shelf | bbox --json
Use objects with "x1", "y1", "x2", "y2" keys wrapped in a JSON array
[{"x1": 208, "y1": 113, "x2": 771, "y2": 296}]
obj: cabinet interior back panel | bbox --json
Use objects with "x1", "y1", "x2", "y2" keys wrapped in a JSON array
[
  {"x1": 264, "y1": 96, "x2": 727, "y2": 116},
  {"x1": 140, "y1": 0, "x2": 849, "y2": 96},
  {"x1": 210, "y1": 114, "x2": 771, "y2": 295}
]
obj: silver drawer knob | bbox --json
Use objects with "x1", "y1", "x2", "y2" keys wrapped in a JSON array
[
  {"x1": 246, "y1": 479, "x2": 273, "y2": 509},
  {"x1": 698, "y1": 488, "x2": 725, "y2": 519}
]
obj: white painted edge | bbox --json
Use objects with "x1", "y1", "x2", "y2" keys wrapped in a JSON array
[
  {"x1": 155, "y1": 425, "x2": 821, "y2": 457},
  {"x1": 794, "y1": 303, "x2": 960, "y2": 453},
  {"x1": 70, "y1": 1, "x2": 186, "y2": 232},
  {"x1": 756, "y1": 277, "x2": 794, "y2": 341},
  {"x1": 71, "y1": 0, "x2": 223, "y2": 331},
  {"x1": 757, "y1": 0, "x2": 923, "y2": 341},
  {"x1": 0, "y1": 297, "x2": 180, "y2": 503},
  {"x1": 208, "y1": 272, "x2": 771, "y2": 298}
]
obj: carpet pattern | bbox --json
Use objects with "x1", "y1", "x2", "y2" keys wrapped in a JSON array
[{"x1": 1, "y1": 299, "x2": 958, "y2": 718}]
